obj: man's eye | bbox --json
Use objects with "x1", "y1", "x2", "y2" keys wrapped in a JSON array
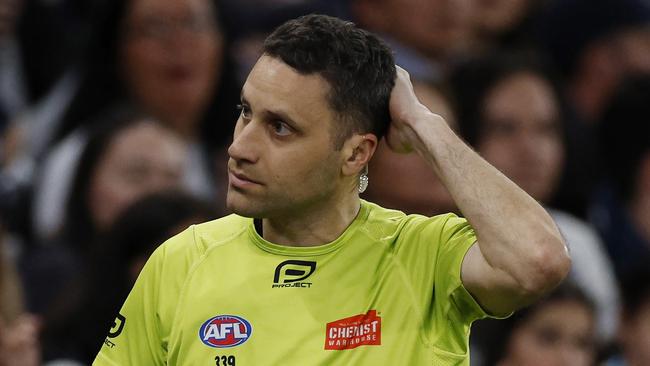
[
  {"x1": 271, "y1": 120, "x2": 292, "y2": 136},
  {"x1": 236, "y1": 104, "x2": 252, "y2": 119}
]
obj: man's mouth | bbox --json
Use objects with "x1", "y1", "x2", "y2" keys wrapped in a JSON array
[{"x1": 228, "y1": 169, "x2": 262, "y2": 188}]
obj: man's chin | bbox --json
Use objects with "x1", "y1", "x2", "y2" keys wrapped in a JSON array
[{"x1": 226, "y1": 194, "x2": 265, "y2": 218}]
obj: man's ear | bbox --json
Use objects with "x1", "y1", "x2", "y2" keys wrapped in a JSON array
[{"x1": 341, "y1": 133, "x2": 378, "y2": 177}]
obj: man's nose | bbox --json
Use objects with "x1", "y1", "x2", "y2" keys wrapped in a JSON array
[{"x1": 228, "y1": 119, "x2": 260, "y2": 164}]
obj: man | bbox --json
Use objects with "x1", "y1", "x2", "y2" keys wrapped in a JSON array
[{"x1": 94, "y1": 14, "x2": 570, "y2": 365}]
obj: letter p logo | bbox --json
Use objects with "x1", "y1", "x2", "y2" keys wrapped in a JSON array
[{"x1": 273, "y1": 260, "x2": 316, "y2": 284}]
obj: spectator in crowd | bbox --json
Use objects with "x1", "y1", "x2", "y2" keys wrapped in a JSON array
[
  {"x1": 351, "y1": 0, "x2": 474, "y2": 81},
  {"x1": 478, "y1": 282, "x2": 597, "y2": 366},
  {"x1": 32, "y1": 0, "x2": 240, "y2": 240},
  {"x1": 0, "y1": 313, "x2": 40, "y2": 366},
  {"x1": 15, "y1": 0, "x2": 99, "y2": 107},
  {"x1": 58, "y1": 0, "x2": 237, "y2": 144},
  {"x1": 22, "y1": 106, "x2": 187, "y2": 315},
  {"x1": 0, "y1": 224, "x2": 40, "y2": 366},
  {"x1": 363, "y1": 80, "x2": 457, "y2": 215},
  {"x1": 590, "y1": 75, "x2": 650, "y2": 277},
  {"x1": 0, "y1": 0, "x2": 26, "y2": 126},
  {"x1": 0, "y1": 232, "x2": 21, "y2": 324},
  {"x1": 0, "y1": 0, "x2": 33, "y2": 250},
  {"x1": 469, "y1": 0, "x2": 539, "y2": 46},
  {"x1": 605, "y1": 267, "x2": 650, "y2": 366},
  {"x1": 453, "y1": 52, "x2": 620, "y2": 341},
  {"x1": 532, "y1": 0, "x2": 650, "y2": 217},
  {"x1": 219, "y1": 0, "x2": 348, "y2": 85},
  {"x1": 537, "y1": 0, "x2": 650, "y2": 124},
  {"x1": 1, "y1": 0, "x2": 106, "y2": 196},
  {"x1": 40, "y1": 190, "x2": 217, "y2": 364}
]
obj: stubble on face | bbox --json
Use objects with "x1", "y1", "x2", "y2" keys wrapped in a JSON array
[
  {"x1": 226, "y1": 149, "x2": 342, "y2": 219},
  {"x1": 226, "y1": 56, "x2": 346, "y2": 220}
]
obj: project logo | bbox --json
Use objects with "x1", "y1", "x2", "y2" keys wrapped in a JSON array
[
  {"x1": 199, "y1": 315, "x2": 252, "y2": 348},
  {"x1": 272, "y1": 260, "x2": 316, "y2": 288}
]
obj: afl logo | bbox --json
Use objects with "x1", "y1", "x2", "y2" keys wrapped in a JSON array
[{"x1": 199, "y1": 315, "x2": 252, "y2": 348}]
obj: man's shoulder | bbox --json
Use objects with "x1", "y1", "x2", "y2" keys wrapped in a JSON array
[
  {"x1": 192, "y1": 213, "x2": 251, "y2": 249},
  {"x1": 362, "y1": 200, "x2": 464, "y2": 239},
  {"x1": 161, "y1": 214, "x2": 251, "y2": 258},
  {"x1": 193, "y1": 213, "x2": 250, "y2": 233}
]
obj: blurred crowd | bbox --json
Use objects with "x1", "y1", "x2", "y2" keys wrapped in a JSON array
[{"x1": 0, "y1": 0, "x2": 648, "y2": 365}]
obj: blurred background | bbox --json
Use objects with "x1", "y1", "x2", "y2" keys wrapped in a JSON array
[{"x1": 0, "y1": 0, "x2": 648, "y2": 365}]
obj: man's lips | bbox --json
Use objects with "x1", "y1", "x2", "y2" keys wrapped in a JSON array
[{"x1": 228, "y1": 170, "x2": 262, "y2": 188}]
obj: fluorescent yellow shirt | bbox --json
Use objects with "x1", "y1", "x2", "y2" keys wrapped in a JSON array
[{"x1": 94, "y1": 200, "x2": 491, "y2": 365}]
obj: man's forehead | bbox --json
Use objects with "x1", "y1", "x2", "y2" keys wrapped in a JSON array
[
  {"x1": 245, "y1": 56, "x2": 330, "y2": 95},
  {"x1": 242, "y1": 55, "x2": 335, "y2": 119}
]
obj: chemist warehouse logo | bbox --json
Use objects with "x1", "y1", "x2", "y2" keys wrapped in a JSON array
[
  {"x1": 272, "y1": 260, "x2": 316, "y2": 289},
  {"x1": 199, "y1": 315, "x2": 252, "y2": 348},
  {"x1": 325, "y1": 310, "x2": 381, "y2": 350}
]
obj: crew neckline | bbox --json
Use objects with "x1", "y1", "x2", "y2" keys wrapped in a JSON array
[{"x1": 248, "y1": 200, "x2": 370, "y2": 256}]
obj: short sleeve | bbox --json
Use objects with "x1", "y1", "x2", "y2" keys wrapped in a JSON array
[
  {"x1": 431, "y1": 215, "x2": 491, "y2": 352},
  {"x1": 93, "y1": 244, "x2": 167, "y2": 366},
  {"x1": 434, "y1": 215, "x2": 488, "y2": 324},
  {"x1": 395, "y1": 213, "x2": 488, "y2": 357},
  {"x1": 93, "y1": 226, "x2": 201, "y2": 365}
]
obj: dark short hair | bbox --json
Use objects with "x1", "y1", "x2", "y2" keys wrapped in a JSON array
[
  {"x1": 478, "y1": 281, "x2": 595, "y2": 366},
  {"x1": 263, "y1": 14, "x2": 396, "y2": 148},
  {"x1": 452, "y1": 51, "x2": 564, "y2": 147},
  {"x1": 597, "y1": 74, "x2": 650, "y2": 203},
  {"x1": 63, "y1": 104, "x2": 160, "y2": 248}
]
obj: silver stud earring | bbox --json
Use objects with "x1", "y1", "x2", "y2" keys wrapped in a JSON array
[{"x1": 358, "y1": 166, "x2": 369, "y2": 194}]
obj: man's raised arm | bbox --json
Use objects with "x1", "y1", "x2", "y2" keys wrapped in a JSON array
[{"x1": 386, "y1": 67, "x2": 571, "y2": 315}]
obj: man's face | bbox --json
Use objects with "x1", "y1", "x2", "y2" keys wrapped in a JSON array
[{"x1": 226, "y1": 55, "x2": 346, "y2": 218}]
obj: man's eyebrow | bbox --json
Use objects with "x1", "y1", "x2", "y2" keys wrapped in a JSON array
[
  {"x1": 265, "y1": 109, "x2": 301, "y2": 129},
  {"x1": 238, "y1": 88, "x2": 301, "y2": 129}
]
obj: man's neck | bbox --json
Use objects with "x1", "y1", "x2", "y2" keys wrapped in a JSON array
[{"x1": 261, "y1": 194, "x2": 361, "y2": 247}]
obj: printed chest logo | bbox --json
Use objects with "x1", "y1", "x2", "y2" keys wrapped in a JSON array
[
  {"x1": 272, "y1": 260, "x2": 316, "y2": 288},
  {"x1": 199, "y1": 315, "x2": 252, "y2": 348},
  {"x1": 325, "y1": 310, "x2": 381, "y2": 350}
]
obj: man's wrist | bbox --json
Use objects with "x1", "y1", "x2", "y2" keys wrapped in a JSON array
[{"x1": 409, "y1": 109, "x2": 449, "y2": 137}]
